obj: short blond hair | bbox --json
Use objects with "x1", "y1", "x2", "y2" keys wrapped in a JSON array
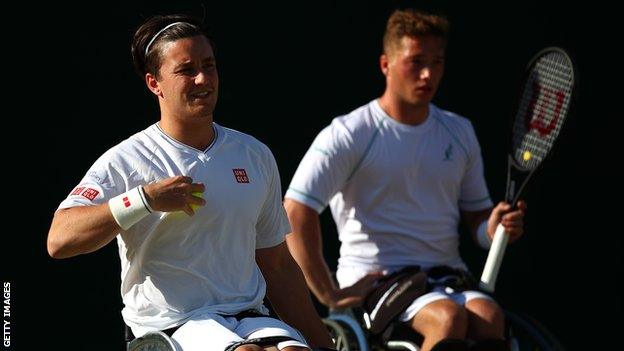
[{"x1": 383, "y1": 9, "x2": 450, "y2": 56}]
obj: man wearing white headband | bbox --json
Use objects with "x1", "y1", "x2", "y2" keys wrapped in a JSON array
[{"x1": 46, "y1": 14, "x2": 334, "y2": 351}]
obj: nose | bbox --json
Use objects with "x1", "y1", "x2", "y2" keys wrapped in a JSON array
[
  {"x1": 420, "y1": 66, "x2": 431, "y2": 80},
  {"x1": 195, "y1": 71, "x2": 207, "y2": 85}
]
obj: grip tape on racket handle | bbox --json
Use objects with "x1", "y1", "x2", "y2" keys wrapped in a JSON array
[{"x1": 479, "y1": 224, "x2": 509, "y2": 292}]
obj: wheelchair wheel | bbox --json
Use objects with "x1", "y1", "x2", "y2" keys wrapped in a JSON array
[
  {"x1": 323, "y1": 318, "x2": 362, "y2": 351},
  {"x1": 505, "y1": 310, "x2": 566, "y2": 351},
  {"x1": 127, "y1": 331, "x2": 177, "y2": 351}
]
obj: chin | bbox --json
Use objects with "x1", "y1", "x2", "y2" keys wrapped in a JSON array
[{"x1": 406, "y1": 98, "x2": 430, "y2": 107}]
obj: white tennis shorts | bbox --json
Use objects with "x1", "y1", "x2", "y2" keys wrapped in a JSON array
[{"x1": 170, "y1": 313, "x2": 309, "y2": 350}]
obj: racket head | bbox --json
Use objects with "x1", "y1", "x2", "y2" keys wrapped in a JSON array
[{"x1": 510, "y1": 47, "x2": 577, "y2": 172}]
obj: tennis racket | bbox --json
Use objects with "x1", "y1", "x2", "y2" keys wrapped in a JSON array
[{"x1": 479, "y1": 47, "x2": 578, "y2": 292}]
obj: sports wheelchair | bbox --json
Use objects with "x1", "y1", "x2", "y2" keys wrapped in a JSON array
[
  {"x1": 125, "y1": 327, "x2": 308, "y2": 351},
  {"x1": 321, "y1": 306, "x2": 565, "y2": 351},
  {"x1": 124, "y1": 308, "x2": 324, "y2": 351},
  {"x1": 125, "y1": 325, "x2": 178, "y2": 351}
]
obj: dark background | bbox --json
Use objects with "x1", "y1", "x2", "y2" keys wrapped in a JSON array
[{"x1": 3, "y1": 1, "x2": 620, "y2": 350}]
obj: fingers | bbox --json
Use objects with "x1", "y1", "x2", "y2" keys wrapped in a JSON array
[
  {"x1": 500, "y1": 202, "x2": 526, "y2": 242},
  {"x1": 145, "y1": 176, "x2": 206, "y2": 213},
  {"x1": 181, "y1": 204, "x2": 195, "y2": 217},
  {"x1": 188, "y1": 192, "x2": 206, "y2": 211},
  {"x1": 189, "y1": 182, "x2": 206, "y2": 193},
  {"x1": 488, "y1": 200, "x2": 527, "y2": 243},
  {"x1": 516, "y1": 200, "x2": 527, "y2": 211},
  {"x1": 493, "y1": 201, "x2": 512, "y2": 216}
]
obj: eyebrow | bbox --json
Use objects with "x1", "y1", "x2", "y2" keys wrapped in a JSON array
[
  {"x1": 410, "y1": 53, "x2": 445, "y2": 59},
  {"x1": 173, "y1": 57, "x2": 216, "y2": 70}
]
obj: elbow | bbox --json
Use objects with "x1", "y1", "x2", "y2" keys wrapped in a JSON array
[
  {"x1": 47, "y1": 233, "x2": 66, "y2": 259},
  {"x1": 47, "y1": 228, "x2": 74, "y2": 259},
  {"x1": 47, "y1": 210, "x2": 77, "y2": 259}
]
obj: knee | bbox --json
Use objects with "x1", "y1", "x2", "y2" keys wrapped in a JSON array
[
  {"x1": 234, "y1": 345, "x2": 264, "y2": 351},
  {"x1": 466, "y1": 300, "x2": 505, "y2": 339},
  {"x1": 417, "y1": 300, "x2": 468, "y2": 335},
  {"x1": 468, "y1": 300, "x2": 504, "y2": 325},
  {"x1": 434, "y1": 301, "x2": 469, "y2": 332}
]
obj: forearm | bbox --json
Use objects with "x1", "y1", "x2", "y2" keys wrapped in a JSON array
[
  {"x1": 260, "y1": 250, "x2": 334, "y2": 347},
  {"x1": 286, "y1": 233, "x2": 337, "y2": 307},
  {"x1": 284, "y1": 199, "x2": 338, "y2": 307},
  {"x1": 47, "y1": 205, "x2": 121, "y2": 259}
]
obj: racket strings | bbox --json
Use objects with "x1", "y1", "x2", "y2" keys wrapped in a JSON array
[{"x1": 513, "y1": 51, "x2": 574, "y2": 170}]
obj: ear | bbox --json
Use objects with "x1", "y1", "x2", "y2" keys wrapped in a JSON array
[
  {"x1": 145, "y1": 73, "x2": 162, "y2": 97},
  {"x1": 380, "y1": 54, "x2": 389, "y2": 76}
]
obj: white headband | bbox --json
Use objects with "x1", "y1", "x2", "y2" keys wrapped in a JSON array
[{"x1": 144, "y1": 22, "x2": 185, "y2": 56}]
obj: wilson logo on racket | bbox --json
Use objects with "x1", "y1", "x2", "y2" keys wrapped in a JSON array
[{"x1": 525, "y1": 82, "x2": 566, "y2": 137}]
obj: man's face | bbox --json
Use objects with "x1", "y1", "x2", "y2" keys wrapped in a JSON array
[
  {"x1": 152, "y1": 35, "x2": 219, "y2": 119},
  {"x1": 383, "y1": 35, "x2": 445, "y2": 107}
]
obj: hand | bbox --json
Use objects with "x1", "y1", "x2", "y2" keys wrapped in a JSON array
[
  {"x1": 142, "y1": 176, "x2": 206, "y2": 216},
  {"x1": 330, "y1": 271, "x2": 384, "y2": 309},
  {"x1": 488, "y1": 200, "x2": 527, "y2": 243}
]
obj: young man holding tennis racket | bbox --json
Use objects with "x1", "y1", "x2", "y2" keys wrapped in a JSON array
[
  {"x1": 46, "y1": 14, "x2": 334, "y2": 351},
  {"x1": 285, "y1": 9, "x2": 526, "y2": 351}
]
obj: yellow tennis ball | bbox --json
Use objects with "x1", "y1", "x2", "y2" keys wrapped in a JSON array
[
  {"x1": 523, "y1": 151, "x2": 532, "y2": 161},
  {"x1": 191, "y1": 191, "x2": 204, "y2": 211}
]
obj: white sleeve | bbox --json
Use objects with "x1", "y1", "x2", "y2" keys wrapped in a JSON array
[
  {"x1": 57, "y1": 151, "x2": 127, "y2": 210},
  {"x1": 285, "y1": 120, "x2": 361, "y2": 213},
  {"x1": 256, "y1": 147, "x2": 292, "y2": 249},
  {"x1": 459, "y1": 122, "x2": 494, "y2": 211}
]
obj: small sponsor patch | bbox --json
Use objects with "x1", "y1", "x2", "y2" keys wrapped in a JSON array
[
  {"x1": 81, "y1": 188, "x2": 100, "y2": 201},
  {"x1": 232, "y1": 168, "x2": 249, "y2": 183},
  {"x1": 70, "y1": 186, "x2": 85, "y2": 196},
  {"x1": 123, "y1": 196, "x2": 131, "y2": 207}
]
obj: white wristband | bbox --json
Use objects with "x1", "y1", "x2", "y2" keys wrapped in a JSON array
[
  {"x1": 108, "y1": 186, "x2": 151, "y2": 230},
  {"x1": 476, "y1": 220, "x2": 491, "y2": 249}
]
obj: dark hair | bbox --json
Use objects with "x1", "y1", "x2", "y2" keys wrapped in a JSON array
[
  {"x1": 383, "y1": 9, "x2": 450, "y2": 56},
  {"x1": 131, "y1": 14, "x2": 215, "y2": 79}
]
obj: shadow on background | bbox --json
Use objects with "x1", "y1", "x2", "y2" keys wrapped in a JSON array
[{"x1": 3, "y1": 1, "x2": 619, "y2": 350}]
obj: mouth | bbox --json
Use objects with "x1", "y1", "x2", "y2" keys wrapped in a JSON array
[
  {"x1": 415, "y1": 86, "x2": 432, "y2": 94},
  {"x1": 189, "y1": 90, "x2": 213, "y2": 100}
]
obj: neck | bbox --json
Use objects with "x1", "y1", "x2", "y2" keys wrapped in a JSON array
[
  {"x1": 378, "y1": 92, "x2": 429, "y2": 125},
  {"x1": 158, "y1": 115, "x2": 215, "y2": 150}
]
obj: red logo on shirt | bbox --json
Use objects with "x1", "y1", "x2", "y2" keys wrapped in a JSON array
[
  {"x1": 81, "y1": 188, "x2": 100, "y2": 201},
  {"x1": 123, "y1": 196, "x2": 131, "y2": 207},
  {"x1": 233, "y1": 169, "x2": 249, "y2": 183},
  {"x1": 70, "y1": 186, "x2": 85, "y2": 196}
]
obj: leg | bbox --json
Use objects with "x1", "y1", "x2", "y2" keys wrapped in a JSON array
[
  {"x1": 236, "y1": 316, "x2": 309, "y2": 350},
  {"x1": 410, "y1": 299, "x2": 468, "y2": 351},
  {"x1": 171, "y1": 313, "x2": 243, "y2": 351},
  {"x1": 464, "y1": 298, "x2": 509, "y2": 351},
  {"x1": 464, "y1": 298, "x2": 505, "y2": 341}
]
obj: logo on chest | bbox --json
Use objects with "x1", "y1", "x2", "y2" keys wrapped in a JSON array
[
  {"x1": 232, "y1": 168, "x2": 250, "y2": 183},
  {"x1": 443, "y1": 143, "x2": 454, "y2": 161}
]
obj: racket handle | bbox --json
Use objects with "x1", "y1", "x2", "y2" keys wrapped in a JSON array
[{"x1": 479, "y1": 224, "x2": 509, "y2": 292}]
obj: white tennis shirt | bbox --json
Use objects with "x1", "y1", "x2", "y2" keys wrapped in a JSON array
[
  {"x1": 59, "y1": 122, "x2": 290, "y2": 336},
  {"x1": 286, "y1": 100, "x2": 492, "y2": 282}
]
